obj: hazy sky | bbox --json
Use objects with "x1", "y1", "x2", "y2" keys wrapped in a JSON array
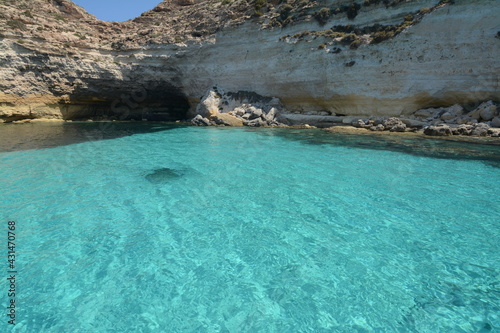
[{"x1": 72, "y1": 0, "x2": 163, "y2": 22}]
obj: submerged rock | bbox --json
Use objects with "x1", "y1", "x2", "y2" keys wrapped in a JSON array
[{"x1": 145, "y1": 168, "x2": 184, "y2": 184}]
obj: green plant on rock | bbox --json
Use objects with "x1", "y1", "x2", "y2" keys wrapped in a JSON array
[
  {"x1": 254, "y1": 0, "x2": 266, "y2": 15},
  {"x1": 279, "y1": 4, "x2": 293, "y2": 20},
  {"x1": 52, "y1": 13, "x2": 66, "y2": 22},
  {"x1": 7, "y1": 19, "x2": 27, "y2": 31},
  {"x1": 350, "y1": 39, "x2": 362, "y2": 49},
  {"x1": 314, "y1": 8, "x2": 331, "y2": 25},
  {"x1": 278, "y1": 1, "x2": 450, "y2": 46},
  {"x1": 22, "y1": 10, "x2": 33, "y2": 18},
  {"x1": 254, "y1": 0, "x2": 266, "y2": 8},
  {"x1": 347, "y1": 3, "x2": 361, "y2": 20},
  {"x1": 340, "y1": 33, "x2": 357, "y2": 45},
  {"x1": 315, "y1": 29, "x2": 345, "y2": 39},
  {"x1": 291, "y1": 30, "x2": 310, "y2": 39},
  {"x1": 253, "y1": 10, "x2": 263, "y2": 17},
  {"x1": 74, "y1": 33, "x2": 87, "y2": 40},
  {"x1": 372, "y1": 30, "x2": 395, "y2": 43},
  {"x1": 281, "y1": 17, "x2": 293, "y2": 26},
  {"x1": 298, "y1": 0, "x2": 308, "y2": 8}
]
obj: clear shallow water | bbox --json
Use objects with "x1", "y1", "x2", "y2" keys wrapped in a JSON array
[{"x1": 0, "y1": 123, "x2": 499, "y2": 332}]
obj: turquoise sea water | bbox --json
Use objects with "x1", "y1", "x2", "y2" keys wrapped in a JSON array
[{"x1": 0, "y1": 123, "x2": 499, "y2": 332}]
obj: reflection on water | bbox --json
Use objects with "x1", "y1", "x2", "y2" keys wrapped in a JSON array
[
  {"x1": 0, "y1": 121, "x2": 186, "y2": 152},
  {"x1": 244, "y1": 127, "x2": 500, "y2": 167},
  {"x1": 1, "y1": 123, "x2": 499, "y2": 166}
]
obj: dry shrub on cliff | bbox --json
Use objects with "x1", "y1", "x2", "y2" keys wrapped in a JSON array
[
  {"x1": 314, "y1": 8, "x2": 331, "y2": 25},
  {"x1": 340, "y1": 33, "x2": 357, "y2": 45},
  {"x1": 346, "y1": 3, "x2": 361, "y2": 19},
  {"x1": 7, "y1": 19, "x2": 27, "y2": 31}
]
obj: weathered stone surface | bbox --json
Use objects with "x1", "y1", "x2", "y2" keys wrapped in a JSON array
[
  {"x1": 352, "y1": 119, "x2": 366, "y2": 128},
  {"x1": 265, "y1": 108, "x2": 277, "y2": 122},
  {"x1": 370, "y1": 124, "x2": 385, "y2": 131},
  {"x1": 383, "y1": 118, "x2": 407, "y2": 132},
  {"x1": 456, "y1": 116, "x2": 477, "y2": 125},
  {"x1": 277, "y1": 114, "x2": 344, "y2": 127},
  {"x1": 489, "y1": 128, "x2": 500, "y2": 137},
  {"x1": 247, "y1": 107, "x2": 263, "y2": 120},
  {"x1": 196, "y1": 91, "x2": 221, "y2": 118},
  {"x1": 191, "y1": 114, "x2": 210, "y2": 126},
  {"x1": 414, "y1": 109, "x2": 436, "y2": 119},
  {"x1": 491, "y1": 117, "x2": 500, "y2": 128},
  {"x1": 233, "y1": 107, "x2": 245, "y2": 117},
  {"x1": 244, "y1": 118, "x2": 266, "y2": 127},
  {"x1": 189, "y1": 89, "x2": 286, "y2": 127},
  {"x1": 471, "y1": 123, "x2": 490, "y2": 136},
  {"x1": 213, "y1": 113, "x2": 244, "y2": 127},
  {"x1": 440, "y1": 111, "x2": 456, "y2": 121},
  {"x1": 451, "y1": 124, "x2": 473, "y2": 136},
  {"x1": 478, "y1": 101, "x2": 498, "y2": 121},
  {"x1": 424, "y1": 125, "x2": 453, "y2": 136},
  {"x1": 400, "y1": 118, "x2": 427, "y2": 128}
]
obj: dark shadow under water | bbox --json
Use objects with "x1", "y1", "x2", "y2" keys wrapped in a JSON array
[
  {"x1": 0, "y1": 121, "x2": 186, "y2": 152},
  {"x1": 1, "y1": 122, "x2": 499, "y2": 167},
  {"x1": 145, "y1": 167, "x2": 185, "y2": 184},
  {"x1": 242, "y1": 127, "x2": 500, "y2": 168}
]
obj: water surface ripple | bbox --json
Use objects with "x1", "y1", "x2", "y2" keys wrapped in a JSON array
[{"x1": 0, "y1": 124, "x2": 498, "y2": 332}]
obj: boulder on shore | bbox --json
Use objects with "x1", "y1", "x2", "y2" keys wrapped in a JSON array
[{"x1": 424, "y1": 125, "x2": 452, "y2": 136}]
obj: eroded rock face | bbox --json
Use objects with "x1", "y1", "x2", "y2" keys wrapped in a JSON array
[{"x1": 0, "y1": 0, "x2": 499, "y2": 122}]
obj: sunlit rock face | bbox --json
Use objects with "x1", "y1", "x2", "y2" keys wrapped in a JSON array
[{"x1": 0, "y1": 0, "x2": 499, "y2": 121}]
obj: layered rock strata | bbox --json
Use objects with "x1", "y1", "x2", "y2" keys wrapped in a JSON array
[{"x1": 0, "y1": 0, "x2": 499, "y2": 126}]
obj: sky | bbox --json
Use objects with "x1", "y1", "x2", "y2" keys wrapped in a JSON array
[{"x1": 71, "y1": 0, "x2": 163, "y2": 22}]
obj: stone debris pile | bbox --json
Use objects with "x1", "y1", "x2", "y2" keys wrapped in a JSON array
[{"x1": 191, "y1": 89, "x2": 287, "y2": 127}]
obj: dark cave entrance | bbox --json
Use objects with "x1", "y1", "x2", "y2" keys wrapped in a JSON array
[
  {"x1": 61, "y1": 80, "x2": 191, "y2": 121},
  {"x1": 107, "y1": 82, "x2": 191, "y2": 121}
]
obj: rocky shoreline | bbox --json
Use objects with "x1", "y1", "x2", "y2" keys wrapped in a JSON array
[
  {"x1": 190, "y1": 90, "x2": 500, "y2": 138},
  {"x1": 3, "y1": 89, "x2": 499, "y2": 139}
]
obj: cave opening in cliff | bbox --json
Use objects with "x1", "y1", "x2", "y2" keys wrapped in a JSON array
[
  {"x1": 116, "y1": 82, "x2": 191, "y2": 121},
  {"x1": 61, "y1": 81, "x2": 190, "y2": 121}
]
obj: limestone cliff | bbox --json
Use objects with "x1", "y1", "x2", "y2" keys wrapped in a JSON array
[{"x1": 0, "y1": 0, "x2": 499, "y2": 121}]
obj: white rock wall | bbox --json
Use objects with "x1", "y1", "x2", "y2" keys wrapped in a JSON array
[{"x1": 175, "y1": 0, "x2": 500, "y2": 116}]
